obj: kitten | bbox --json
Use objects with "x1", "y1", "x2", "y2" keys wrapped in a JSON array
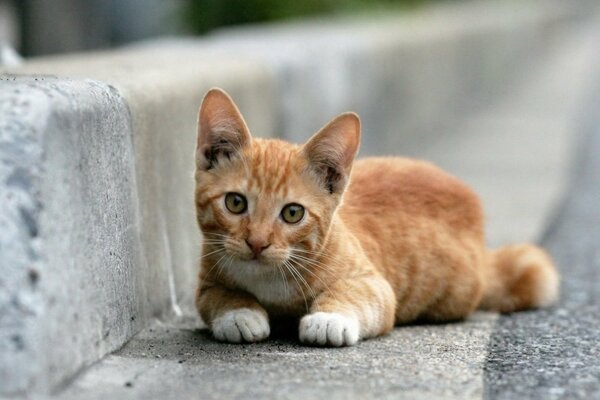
[{"x1": 194, "y1": 88, "x2": 559, "y2": 346}]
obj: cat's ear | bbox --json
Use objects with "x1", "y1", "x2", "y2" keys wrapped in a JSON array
[
  {"x1": 196, "y1": 88, "x2": 252, "y2": 170},
  {"x1": 302, "y1": 112, "x2": 361, "y2": 194}
]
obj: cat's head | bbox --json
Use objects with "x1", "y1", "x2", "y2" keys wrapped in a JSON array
[{"x1": 194, "y1": 88, "x2": 360, "y2": 270}]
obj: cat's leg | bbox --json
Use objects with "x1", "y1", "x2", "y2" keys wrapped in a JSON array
[
  {"x1": 299, "y1": 273, "x2": 396, "y2": 347},
  {"x1": 197, "y1": 284, "x2": 270, "y2": 343}
]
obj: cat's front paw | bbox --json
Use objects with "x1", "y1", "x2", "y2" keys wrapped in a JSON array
[
  {"x1": 211, "y1": 308, "x2": 270, "y2": 343},
  {"x1": 299, "y1": 312, "x2": 360, "y2": 347}
]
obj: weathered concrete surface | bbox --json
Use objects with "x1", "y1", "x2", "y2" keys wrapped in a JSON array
[
  {"x1": 484, "y1": 69, "x2": 600, "y2": 399},
  {"x1": 0, "y1": 77, "x2": 143, "y2": 396},
  {"x1": 411, "y1": 18, "x2": 600, "y2": 247},
  {"x1": 0, "y1": 1, "x2": 18, "y2": 49},
  {"x1": 57, "y1": 314, "x2": 497, "y2": 400}
]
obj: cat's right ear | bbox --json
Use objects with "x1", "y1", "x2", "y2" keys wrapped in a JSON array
[
  {"x1": 196, "y1": 88, "x2": 252, "y2": 170},
  {"x1": 302, "y1": 112, "x2": 361, "y2": 195}
]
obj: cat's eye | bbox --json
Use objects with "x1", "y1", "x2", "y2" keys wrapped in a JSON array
[
  {"x1": 225, "y1": 192, "x2": 247, "y2": 214},
  {"x1": 281, "y1": 203, "x2": 305, "y2": 224}
]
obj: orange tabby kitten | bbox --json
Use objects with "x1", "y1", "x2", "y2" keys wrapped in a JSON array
[{"x1": 194, "y1": 88, "x2": 559, "y2": 346}]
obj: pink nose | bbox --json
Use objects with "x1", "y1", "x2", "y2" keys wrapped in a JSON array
[{"x1": 245, "y1": 239, "x2": 270, "y2": 258}]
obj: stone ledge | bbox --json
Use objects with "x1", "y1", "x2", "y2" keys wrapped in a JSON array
[{"x1": 0, "y1": 77, "x2": 142, "y2": 396}]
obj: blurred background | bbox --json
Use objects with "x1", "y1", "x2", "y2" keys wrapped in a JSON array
[{"x1": 2, "y1": 0, "x2": 440, "y2": 56}]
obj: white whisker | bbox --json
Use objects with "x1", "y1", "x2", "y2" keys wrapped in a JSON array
[
  {"x1": 288, "y1": 256, "x2": 339, "y2": 303},
  {"x1": 283, "y1": 261, "x2": 309, "y2": 313}
]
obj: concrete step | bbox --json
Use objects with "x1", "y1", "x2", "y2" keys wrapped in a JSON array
[{"x1": 0, "y1": 0, "x2": 594, "y2": 396}]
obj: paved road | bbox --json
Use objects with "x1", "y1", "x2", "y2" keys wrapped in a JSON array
[{"x1": 484, "y1": 80, "x2": 600, "y2": 399}]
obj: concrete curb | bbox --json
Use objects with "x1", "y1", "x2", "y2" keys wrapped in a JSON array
[
  {"x1": 0, "y1": 77, "x2": 142, "y2": 395},
  {"x1": 0, "y1": 0, "x2": 591, "y2": 396}
]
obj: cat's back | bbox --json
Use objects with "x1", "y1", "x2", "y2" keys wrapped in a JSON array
[{"x1": 340, "y1": 157, "x2": 483, "y2": 235}]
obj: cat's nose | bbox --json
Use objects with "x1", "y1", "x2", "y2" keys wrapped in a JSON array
[{"x1": 245, "y1": 239, "x2": 271, "y2": 258}]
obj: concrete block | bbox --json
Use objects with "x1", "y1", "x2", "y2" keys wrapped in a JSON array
[
  {"x1": 0, "y1": 77, "x2": 144, "y2": 396},
  {"x1": 0, "y1": 1, "x2": 19, "y2": 49}
]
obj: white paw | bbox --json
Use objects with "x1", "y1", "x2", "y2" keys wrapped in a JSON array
[
  {"x1": 299, "y1": 312, "x2": 360, "y2": 347},
  {"x1": 212, "y1": 308, "x2": 270, "y2": 343}
]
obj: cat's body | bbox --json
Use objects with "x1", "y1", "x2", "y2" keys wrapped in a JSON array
[{"x1": 195, "y1": 88, "x2": 559, "y2": 346}]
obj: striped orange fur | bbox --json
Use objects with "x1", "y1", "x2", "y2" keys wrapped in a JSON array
[{"x1": 194, "y1": 88, "x2": 560, "y2": 346}]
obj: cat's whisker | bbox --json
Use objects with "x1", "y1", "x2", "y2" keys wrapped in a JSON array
[
  {"x1": 201, "y1": 240, "x2": 227, "y2": 245},
  {"x1": 283, "y1": 261, "x2": 309, "y2": 313},
  {"x1": 199, "y1": 247, "x2": 226, "y2": 260},
  {"x1": 202, "y1": 232, "x2": 230, "y2": 240},
  {"x1": 288, "y1": 256, "x2": 338, "y2": 303},
  {"x1": 291, "y1": 247, "x2": 343, "y2": 261},
  {"x1": 289, "y1": 252, "x2": 339, "y2": 274},
  {"x1": 275, "y1": 264, "x2": 290, "y2": 298},
  {"x1": 201, "y1": 237, "x2": 227, "y2": 241},
  {"x1": 285, "y1": 260, "x2": 316, "y2": 301},
  {"x1": 204, "y1": 251, "x2": 229, "y2": 278},
  {"x1": 200, "y1": 243, "x2": 226, "y2": 249},
  {"x1": 288, "y1": 254, "x2": 328, "y2": 275},
  {"x1": 274, "y1": 255, "x2": 293, "y2": 296},
  {"x1": 289, "y1": 253, "x2": 329, "y2": 269},
  {"x1": 288, "y1": 257, "x2": 331, "y2": 284},
  {"x1": 216, "y1": 253, "x2": 234, "y2": 280}
]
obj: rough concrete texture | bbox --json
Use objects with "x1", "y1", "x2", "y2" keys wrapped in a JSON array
[
  {"x1": 0, "y1": 77, "x2": 143, "y2": 396},
  {"x1": 484, "y1": 70, "x2": 600, "y2": 399},
  {"x1": 0, "y1": 2, "x2": 18, "y2": 49},
  {"x1": 57, "y1": 314, "x2": 497, "y2": 400},
  {"x1": 411, "y1": 18, "x2": 600, "y2": 247}
]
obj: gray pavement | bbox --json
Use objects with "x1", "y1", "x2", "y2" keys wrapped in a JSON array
[
  {"x1": 49, "y1": 17, "x2": 600, "y2": 400},
  {"x1": 58, "y1": 315, "x2": 497, "y2": 400},
  {"x1": 484, "y1": 79, "x2": 600, "y2": 399}
]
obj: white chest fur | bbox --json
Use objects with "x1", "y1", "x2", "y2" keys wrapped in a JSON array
[{"x1": 224, "y1": 260, "x2": 298, "y2": 307}]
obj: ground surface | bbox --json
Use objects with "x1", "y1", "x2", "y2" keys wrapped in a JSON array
[
  {"x1": 59, "y1": 314, "x2": 496, "y2": 400},
  {"x1": 51, "y1": 18, "x2": 600, "y2": 400},
  {"x1": 484, "y1": 78, "x2": 600, "y2": 400}
]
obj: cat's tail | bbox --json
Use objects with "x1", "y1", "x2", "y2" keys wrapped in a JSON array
[{"x1": 478, "y1": 244, "x2": 559, "y2": 313}]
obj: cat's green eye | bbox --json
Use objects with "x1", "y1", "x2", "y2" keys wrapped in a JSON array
[
  {"x1": 225, "y1": 192, "x2": 247, "y2": 214},
  {"x1": 281, "y1": 203, "x2": 305, "y2": 224}
]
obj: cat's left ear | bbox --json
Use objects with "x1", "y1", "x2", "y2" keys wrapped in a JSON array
[
  {"x1": 302, "y1": 112, "x2": 361, "y2": 194},
  {"x1": 196, "y1": 88, "x2": 252, "y2": 170}
]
